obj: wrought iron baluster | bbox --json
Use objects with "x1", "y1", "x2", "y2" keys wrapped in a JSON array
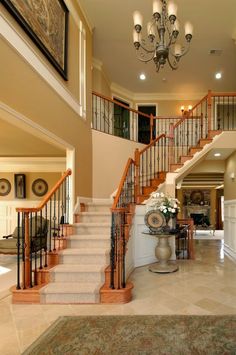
[
  {"x1": 16, "y1": 212, "x2": 21, "y2": 289},
  {"x1": 29, "y1": 212, "x2": 33, "y2": 288}
]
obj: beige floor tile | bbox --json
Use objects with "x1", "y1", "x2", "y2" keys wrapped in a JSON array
[{"x1": 0, "y1": 239, "x2": 235, "y2": 354}]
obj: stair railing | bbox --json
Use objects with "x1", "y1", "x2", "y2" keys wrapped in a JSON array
[
  {"x1": 110, "y1": 158, "x2": 135, "y2": 289},
  {"x1": 15, "y1": 169, "x2": 72, "y2": 290},
  {"x1": 92, "y1": 91, "x2": 153, "y2": 143},
  {"x1": 134, "y1": 134, "x2": 171, "y2": 201}
]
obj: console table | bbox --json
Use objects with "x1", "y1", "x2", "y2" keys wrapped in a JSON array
[{"x1": 143, "y1": 231, "x2": 179, "y2": 273}]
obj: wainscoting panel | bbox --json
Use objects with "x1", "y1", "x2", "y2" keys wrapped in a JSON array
[
  {"x1": 132, "y1": 205, "x2": 176, "y2": 268},
  {"x1": 0, "y1": 201, "x2": 41, "y2": 238},
  {"x1": 224, "y1": 200, "x2": 236, "y2": 261}
]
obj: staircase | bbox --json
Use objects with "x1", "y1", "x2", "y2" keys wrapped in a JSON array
[{"x1": 40, "y1": 200, "x2": 111, "y2": 304}]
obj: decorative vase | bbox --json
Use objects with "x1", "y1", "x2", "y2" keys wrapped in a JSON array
[{"x1": 168, "y1": 215, "x2": 177, "y2": 230}]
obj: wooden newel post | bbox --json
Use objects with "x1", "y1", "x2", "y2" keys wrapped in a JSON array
[
  {"x1": 134, "y1": 148, "x2": 140, "y2": 203},
  {"x1": 207, "y1": 89, "x2": 212, "y2": 132},
  {"x1": 150, "y1": 114, "x2": 154, "y2": 143},
  {"x1": 24, "y1": 212, "x2": 31, "y2": 288},
  {"x1": 168, "y1": 123, "x2": 174, "y2": 168}
]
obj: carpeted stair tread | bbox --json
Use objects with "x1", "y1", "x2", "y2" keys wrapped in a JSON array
[
  {"x1": 80, "y1": 212, "x2": 111, "y2": 216},
  {"x1": 73, "y1": 222, "x2": 111, "y2": 226},
  {"x1": 41, "y1": 282, "x2": 100, "y2": 294},
  {"x1": 60, "y1": 248, "x2": 109, "y2": 255},
  {"x1": 51, "y1": 264, "x2": 105, "y2": 273},
  {"x1": 68, "y1": 234, "x2": 110, "y2": 240}
]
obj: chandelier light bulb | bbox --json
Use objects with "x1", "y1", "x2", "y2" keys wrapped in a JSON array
[
  {"x1": 174, "y1": 19, "x2": 179, "y2": 31},
  {"x1": 168, "y1": 1, "x2": 177, "y2": 16},
  {"x1": 181, "y1": 106, "x2": 185, "y2": 112},
  {"x1": 174, "y1": 44, "x2": 182, "y2": 56},
  {"x1": 185, "y1": 22, "x2": 193, "y2": 36},
  {"x1": 133, "y1": 11, "x2": 143, "y2": 32},
  {"x1": 153, "y1": 0, "x2": 162, "y2": 16},
  {"x1": 147, "y1": 22, "x2": 155, "y2": 37}
]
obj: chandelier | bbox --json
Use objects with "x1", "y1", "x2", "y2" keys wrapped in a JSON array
[{"x1": 132, "y1": 0, "x2": 193, "y2": 72}]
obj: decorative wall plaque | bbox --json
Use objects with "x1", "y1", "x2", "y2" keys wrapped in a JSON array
[
  {"x1": 0, "y1": 178, "x2": 11, "y2": 196},
  {"x1": 32, "y1": 178, "x2": 48, "y2": 197}
]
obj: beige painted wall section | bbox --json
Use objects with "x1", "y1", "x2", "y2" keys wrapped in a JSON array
[
  {"x1": 0, "y1": 172, "x2": 61, "y2": 201},
  {"x1": 133, "y1": 99, "x2": 198, "y2": 116},
  {"x1": 190, "y1": 160, "x2": 225, "y2": 173},
  {"x1": 0, "y1": 119, "x2": 65, "y2": 156},
  {"x1": 224, "y1": 151, "x2": 236, "y2": 200},
  {"x1": 92, "y1": 130, "x2": 145, "y2": 198},
  {"x1": 0, "y1": 1, "x2": 93, "y2": 198},
  {"x1": 92, "y1": 67, "x2": 111, "y2": 97}
]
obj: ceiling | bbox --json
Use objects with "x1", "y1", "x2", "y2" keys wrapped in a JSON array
[{"x1": 80, "y1": 0, "x2": 236, "y2": 95}]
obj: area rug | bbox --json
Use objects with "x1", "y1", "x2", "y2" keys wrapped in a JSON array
[{"x1": 23, "y1": 315, "x2": 236, "y2": 355}]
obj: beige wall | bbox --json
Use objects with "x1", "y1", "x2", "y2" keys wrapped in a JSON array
[
  {"x1": 0, "y1": 172, "x2": 61, "y2": 201},
  {"x1": 92, "y1": 130, "x2": 145, "y2": 198},
  {"x1": 92, "y1": 67, "x2": 111, "y2": 97},
  {"x1": 0, "y1": 119, "x2": 65, "y2": 157},
  {"x1": 224, "y1": 151, "x2": 236, "y2": 200},
  {"x1": 0, "y1": 1, "x2": 93, "y2": 198}
]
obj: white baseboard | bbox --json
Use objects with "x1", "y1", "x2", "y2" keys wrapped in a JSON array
[{"x1": 224, "y1": 244, "x2": 236, "y2": 262}]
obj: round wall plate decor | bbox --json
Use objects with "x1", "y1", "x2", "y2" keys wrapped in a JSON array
[
  {"x1": 144, "y1": 210, "x2": 165, "y2": 232},
  {"x1": 32, "y1": 178, "x2": 48, "y2": 197},
  {"x1": 0, "y1": 178, "x2": 11, "y2": 196}
]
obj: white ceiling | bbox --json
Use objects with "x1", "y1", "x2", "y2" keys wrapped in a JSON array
[{"x1": 80, "y1": 0, "x2": 236, "y2": 95}]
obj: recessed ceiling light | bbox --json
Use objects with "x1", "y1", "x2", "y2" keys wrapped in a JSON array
[
  {"x1": 215, "y1": 72, "x2": 222, "y2": 79},
  {"x1": 139, "y1": 73, "x2": 146, "y2": 80},
  {"x1": 214, "y1": 153, "x2": 221, "y2": 157}
]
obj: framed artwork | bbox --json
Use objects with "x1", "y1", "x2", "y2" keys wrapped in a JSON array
[
  {"x1": 14, "y1": 174, "x2": 26, "y2": 199},
  {"x1": 2, "y1": 0, "x2": 69, "y2": 80},
  {"x1": 0, "y1": 179, "x2": 11, "y2": 196},
  {"x1": 32, "y1": 178, "x2": 48, "y2": 197}
]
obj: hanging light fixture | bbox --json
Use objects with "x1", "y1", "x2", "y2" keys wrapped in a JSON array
[{"x1": 133, "y1": 0, "x2": 193, "y2": 72}]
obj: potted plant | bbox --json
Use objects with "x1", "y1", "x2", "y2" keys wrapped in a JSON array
[{"x1": 146, "y1": 192, "x2": 180, "y2": 231}]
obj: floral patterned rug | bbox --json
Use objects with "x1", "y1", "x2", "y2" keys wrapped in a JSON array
[{"x1": 23, "y1": 315, "x2": 236, "y2": 355}]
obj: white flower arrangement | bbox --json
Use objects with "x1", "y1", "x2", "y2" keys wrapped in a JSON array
[{"x1": 146, "y1": 192, "x2": 180, "y2": 219}]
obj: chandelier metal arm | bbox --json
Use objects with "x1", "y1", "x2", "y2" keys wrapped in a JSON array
[{"x1": 132, "y1": 0, "x2": 193, "y2": 72}]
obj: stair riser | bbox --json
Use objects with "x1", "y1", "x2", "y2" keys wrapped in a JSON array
[
  {"x1": 51, "y1": 272, "x2": 104, "y2": 283},
  {"x1": 78, "y1": 215, "x2": 111, "y2": 223},
  {"x1": 67, "y1": 239, "x2": 110, "y2": 249},
  {"x1": 41, "y1": 293, "x2": 100, "y2": 304},
  {"x1": 73, "y1": 226, "x2": 110, "y2": 235},
  {"x1": 60, "y1": 254, "x2": 109, "y2": 265},
  {"x1": 85, "y1": 205, "x2": 111, "y2": 212}
]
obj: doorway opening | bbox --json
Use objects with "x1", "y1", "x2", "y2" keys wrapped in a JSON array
[{"x1": 138, "y1": 105, "x2": 156, "y2": 144}]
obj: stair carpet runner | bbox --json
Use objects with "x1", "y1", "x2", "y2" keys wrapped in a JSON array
[{"x1": 40, "y1": 200, "x2": 112, "y2": 304}]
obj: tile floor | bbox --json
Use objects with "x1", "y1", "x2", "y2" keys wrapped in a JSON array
[{"x1": 0, "y1": 238, "x2": 236, "y2": 354}]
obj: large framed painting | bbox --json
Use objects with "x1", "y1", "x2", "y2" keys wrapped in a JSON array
[{"x1": 2, "y1": 0, "x2": 69, "y2": 80}]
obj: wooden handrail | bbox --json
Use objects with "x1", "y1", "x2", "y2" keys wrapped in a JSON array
[
  {"x1": 139, "y1": 133, "x2": 166, "y2": 154},
  {"x1": 92, "y1": 91, "x2": 151, "y2": 119},
  {"x1": 211, "y1": 92, "x2": 236, "y2": 97},
  {"x1": 112, "y1": 158, "x2": 134, "y2": 210},
  {"x1": 16, "y1": 169, "x2": 72, "y2": 213}
]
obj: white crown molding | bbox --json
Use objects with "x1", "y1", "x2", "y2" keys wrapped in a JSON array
[
  {"x1": 133, "y1": 92, "x2": 205, "y2": 101},
  {"x1": 0, "y1": 15, "x2": 84, "y2": 119},
  {"x1": 110, "y1": 83, "x2": 135, "y2": 101},
  {"x1": 0, "y1": 101, "x2": 74, "y2": 151},
  {"x1": 92, "y1": 57, "x2": 111, "y2": 88},
  {"x1": 0, "y1": 157, "x2": 66, "y2": 172},
  {"x1": 75, "y1": 0, "x2": 94, "y2": 33},
  {"x1": 110, "y1": 82, "x2": 205, "y2": 102}
]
